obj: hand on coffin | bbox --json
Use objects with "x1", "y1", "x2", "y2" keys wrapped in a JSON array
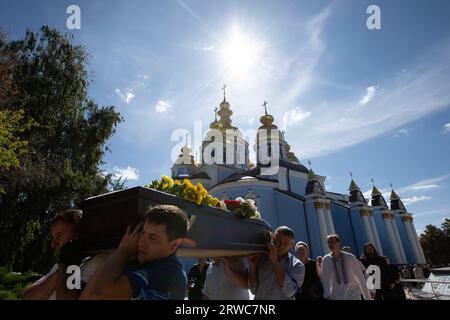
[
  {"x1": 267, "y1": 243, "x2": 278, "y2": 264},
  {"x1": 118, "y1": 222, "x2": 143, "y2": 259},
  {"x1": 248, "y1": 253, "x2": 262, "y2": 270}
]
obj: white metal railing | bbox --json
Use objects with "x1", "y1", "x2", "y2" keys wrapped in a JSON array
[{"x1": 401, "y1": 279, "x2": 450, "y2": 300}]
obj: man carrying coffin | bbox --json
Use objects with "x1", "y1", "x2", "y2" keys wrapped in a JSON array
[
  {"x1": 80, "y1": 204, "x2": 188, "y2": 300},
  {"x1": 23, "y1": 209, "x2": 106, "y2": 300}
]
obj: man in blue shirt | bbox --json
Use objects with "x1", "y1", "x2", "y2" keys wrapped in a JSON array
[{"x1": 80, "y1": 204, "x2": 188, "y2": 300}]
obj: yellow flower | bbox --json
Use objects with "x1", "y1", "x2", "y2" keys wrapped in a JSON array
[{"x1": 146, "y1": 177, "x2": 221, "y2": 209}]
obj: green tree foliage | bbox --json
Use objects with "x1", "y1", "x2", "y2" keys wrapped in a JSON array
[
  {"x1": 0, "y1": 266, "x2": 41, "y2": 300},
  {"x1": 420, "y1": 218, "x2": 450, "y2": 266},
  {"x1": 0, "y1": 110, "x2": 34, "y2": 176},
  {"x1": 0, "y1": 32, "x2": 35, "y2": 183},
  {"x1": 0, "y1": 26, "x2": 123, "y2": 273}
]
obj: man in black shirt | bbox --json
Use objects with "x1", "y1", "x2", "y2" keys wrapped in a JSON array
[{"x1": 187, "y1": 258, "x2": 211, "y2": 300}]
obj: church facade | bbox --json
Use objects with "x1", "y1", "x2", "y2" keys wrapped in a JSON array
[{"x1": 171, "y1": 93, "x2": 427, "y2": 265}]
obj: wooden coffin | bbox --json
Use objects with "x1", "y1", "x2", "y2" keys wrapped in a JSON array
[{"x1": 80, "y1": 186, "x2": 272, "y2": 257}]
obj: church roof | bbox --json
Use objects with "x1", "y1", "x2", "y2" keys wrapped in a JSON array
[
  {"x1": 278, "y1": 159, "x2": 309, "y2": 174},
  {"x1": 371, "y1": 185, "x2": 382, "y2": 196},
  {"x1": 275, "y1": 189, "x2": 306, "y2": 201},
  {"x1": 307, "y1": 169, "x2": 318, "y2": 181},
  {"x1": 390, "y1": 189, "x2": 400, "y2": 200},
  {"x1": 348, "y1": 179, "x2": 360, "y2": 192},
  {"x1": 189, "y1": 172, "x2": 211, "y2": 180}
]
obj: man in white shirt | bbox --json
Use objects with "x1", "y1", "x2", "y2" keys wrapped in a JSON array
[
  {"x1": 202, "y1": 257, "x2": 250, "y2": 300},
  {"x1": 320, "y1": 234, "x2": 371, "y2": 300}
]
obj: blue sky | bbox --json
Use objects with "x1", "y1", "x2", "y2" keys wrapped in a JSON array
[{"x1": 1, "y1": 0, "x2": 450, "y2": 233}]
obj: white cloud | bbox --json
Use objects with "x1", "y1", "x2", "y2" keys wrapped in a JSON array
[
  {"x1": 443, "y1": 123, "x2": 450, "y2": 133},
  {"x1": 202, "y1": 45, "x2": 215, "y2": 51},
  {"x1": 112, "y1": 166, "x2": 140, "y2": 180},
  {"x1": 155, "y1": 100, "x2": 172, "y2": 113},
  {"x1": 413, "y1": 208, "x2": 450, "y2": 218},
  {"x1": 398, "y1": 173, "x2": 450, "y2": 194},
  {"x1": 359, "y1": 86, "x2": 376, "y2": 104},
  {"x1": 278, "y1": 5, "x2": 332, "y2": 107},
  {"x1": 403, "y1": 196, "x2": 432, "y2": 205},
  {"x1": 283, "y1": 107, "x2": 311, "y2": 128},
  {"x1": 290, "y1": 41, "x2": 450, "y2": 159},
  {"x1": 412, "y1": 184, "x2": 438, "y2": 190},
  {"x1": 361, "y1": 173, "x2": 450, "y2": 200},
  {"x1": 115, "y1": 89, "x2": 135, "y2": 104},
  {"x1": 393, "y1": 128, "x2": 413, "y2": 136}
]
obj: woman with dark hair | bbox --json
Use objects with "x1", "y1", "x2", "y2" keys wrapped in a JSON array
[
  {"x1": 294, "y1": 242, "x2": 323, "y2": 300},
  {"x1": 360, "y1": 243, "x2": 387, "y2": 300},
  {"x1": 383, "y1": 257, "x2": 406, "y2": 300}
]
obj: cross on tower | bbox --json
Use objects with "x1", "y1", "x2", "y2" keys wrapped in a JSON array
[
  {"x1": 308, "y1": 160, "x2": 312, "y2": 169},
  {"x1": 214, "y1": 107, "x2": 218, "y2": 121},
  {"x1": 349, "y1": 171, "x2": 353, "y2": 179},
  {"x1": 262, "y1": 100, "x2": 268, "y2": 115},
  {"x1": 222, "y1": 83, "x2": 227, "y2": 100}
]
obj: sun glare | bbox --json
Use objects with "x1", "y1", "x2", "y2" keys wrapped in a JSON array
[{"x1": 220, "y1": 26, "x2": 264, "y2": 82}]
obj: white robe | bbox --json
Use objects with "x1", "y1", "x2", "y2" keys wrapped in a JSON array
[{"x1": 320, "y1": 251, "x2": 371, "y2": 300}]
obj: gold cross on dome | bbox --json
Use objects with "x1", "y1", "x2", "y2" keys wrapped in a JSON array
[{"x1": 262, "y1": 100, "x2": 268, "y2": 115}]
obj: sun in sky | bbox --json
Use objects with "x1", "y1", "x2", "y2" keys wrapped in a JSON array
[{"x1": 218, "y1": 25, "x2": 268, "y2": 85}]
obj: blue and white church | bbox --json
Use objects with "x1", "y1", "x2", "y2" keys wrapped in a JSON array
[{"x1": 171, "y1": 92, "x2": 427, "y2": 265}]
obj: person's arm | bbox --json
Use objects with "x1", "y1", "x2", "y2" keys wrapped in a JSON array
[
  {"x1": 55, "y1": 264, "x2": 81, "y2": 300},
  {"x1": 201, "y1": 265, "x2": 212, "y2": 299},
  {"x1": 319, "y1": 257, "x2": 333, "y2": 300},
  {"x1": 316, "y1": 260, "x2": 321, "y2": 279},
  {"x1": 22, "y1": 268, "x2": 58, "y2": 300},
  {"x1": 353, "y1": 257, "x2": 371, "y2": 300},
  {"x1": 79, "y1": 224, "x2": 141, "y2": 300},
  {"x1": 279, "y1": 260, "x2": 305, "y2": 299},
  {"x1": 248, "y1": 254, "x2": 261, "y2": 294},
  {"x1": 358, "y1": 260, "x2": 368, "y2": 279},
  {"x1": 267, "y1": 244, "x2": 285, "y2": 288},
  {"x1": 223, "y1": 258, "x2": 249, "y2": 289}
]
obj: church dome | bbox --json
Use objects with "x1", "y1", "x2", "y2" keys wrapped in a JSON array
[{"x1": 220, "y1": 99, "x2": 230, "y2": 109}]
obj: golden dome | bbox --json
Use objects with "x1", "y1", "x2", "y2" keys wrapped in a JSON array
[
  {"x1": 210, "y1": 120, "x2": 221, "y2": 129},
  {"x1": 220, "y1": 98, "x2": 230, "y2": 109},
  {"x1": 259, "y1": 114, "x2": 278, "y2": 129},
  {"x1": 286, "y1": 143, "x2": 300, "y2": 163}
]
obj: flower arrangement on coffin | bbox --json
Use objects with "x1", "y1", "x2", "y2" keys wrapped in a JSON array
[
  {"x1": 145, "y1": 176, "x2": 260, "y2": 219},
  {"x1": 224, "y1": 198, "x2": 261, "y2": 220}
]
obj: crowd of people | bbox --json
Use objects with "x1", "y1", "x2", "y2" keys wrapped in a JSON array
[{"x1": 23, "y1": 205, "x2": 426, "y2": 300}]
